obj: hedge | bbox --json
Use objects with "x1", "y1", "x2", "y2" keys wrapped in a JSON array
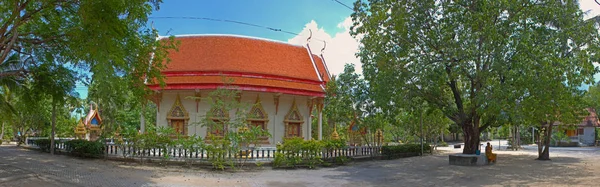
[
  {"x1": 64, "y1": 139, "x2": 104, "y2": 158},
  {"x1": 34, "y1": 139, "x2": 52, "y2": 152},
  {"x1": 381, "y1": 144, "x2": 431, "y2": 159}
]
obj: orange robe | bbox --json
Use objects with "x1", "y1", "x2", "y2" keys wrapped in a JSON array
[{"x1": 485, "y1": 145, "x2": 496, "y2": 163}]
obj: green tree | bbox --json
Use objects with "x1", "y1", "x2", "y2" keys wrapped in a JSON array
[
  {"x1": 30, "y1": 63, "x2": 77, "y2": 154},
  {"x1": 0, "y1": 0, "x2": 176, "y2": 115},
  {"x1": 324, "y1": 64, "x2": 377, "y2": 145},
  {"x1": 351, "y1": 0, "x2": 599, "y2": 154},
  {"x1": 194, "y1": 78, "x2": 270, "y2": 170},
  {"x1": 584, "y1": 83, "x2": 600, "y2": 113}
]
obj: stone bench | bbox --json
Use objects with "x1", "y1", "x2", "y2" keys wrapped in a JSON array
[{"x1": 449, "y1": 154, "x2": 494, "y2": 166}]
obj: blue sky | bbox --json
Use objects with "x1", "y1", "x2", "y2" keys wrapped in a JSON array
[
  {"x1": 150, "y1": 0, "x2": 353, "y2": 41},
  {"x1": 75, "y1": 0, "x2": 600, "y2": 98},
  {"x1": 75, "y1": 0, "x2": 356, "y2": 99}
]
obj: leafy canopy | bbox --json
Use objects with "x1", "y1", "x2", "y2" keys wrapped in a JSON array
[{"x1": 351, "y1": 0, "x2": 600, "y2": 153}]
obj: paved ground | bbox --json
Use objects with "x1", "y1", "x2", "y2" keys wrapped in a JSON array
[{"x1": 2, "y1": 143, "x2": 600, "y2": 187}]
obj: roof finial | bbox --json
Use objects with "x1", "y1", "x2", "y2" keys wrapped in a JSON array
[
  {"x1": 321, "y1": 41, "x2": 327, "y2": 54},
  {"x1": 306, "y1": 29, "x2": 312, "y2": 42}
]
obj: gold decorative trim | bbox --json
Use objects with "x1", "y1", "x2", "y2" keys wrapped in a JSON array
[
  {"x1": 248, "y1": 95, "x2": 270, "y2": 144},
  {"x1": 149, "y1": 92, "x2": 163, "y2": 112},
  {"x1": 307, "y1": 99, "x2": 314, "y2": 116},
  {"x1": 195, "y1": 92, "x2": 201, "y2": 113},
  {"x1": 167, "y1": 94, "x2": 190, "y2": 135},
  {"x1": 248, "y1": 95, "x2": 269, "y2": 121},
  {"x1": 274, "y1": 94, "x2": 280, "y2": 115},
  {"x1": 206, "y1": 106, "x2": 229, "y2": 139},
  {"x1": 316, "y1": 98, "x2": 324, "y2": 113},
  {"x1": 284, "y1": 99, "x2": 304, "y2": 139}
]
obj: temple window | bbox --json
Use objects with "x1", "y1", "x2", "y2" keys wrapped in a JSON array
[
  {"x1": 284, "y1": 99, "x2": 304, "y2": 138},
  {"x1": 208, "y1": 108, "x2": 229, "y2": 137},
  {"x1": 247, "y1": 96, "x2": 269, "y2": 143},
  {"x1": 167, "y1": 94, "x2": 189, "y2": 136}
]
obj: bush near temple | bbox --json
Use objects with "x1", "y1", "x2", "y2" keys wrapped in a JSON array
[
  {"x1": 64, "y1": 139, "x2": 104, "y2": 158},
  {"x1": 381, "y1": 144, "x2": 431, "y2": 159},
  {"x1": 273, "y1": 138, "x2": 349, "y2": 169}
]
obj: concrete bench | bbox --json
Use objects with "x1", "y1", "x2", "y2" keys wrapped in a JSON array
[{"x1": 449, "y1": 154, "x2": 493, "y2": 166}]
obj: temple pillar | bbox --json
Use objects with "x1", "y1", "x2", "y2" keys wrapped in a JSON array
[
  {"x1": 307, "y1": 98, "x2": 314, "y2": 140},
  {"x1": 318, "y1": 111, "x2": 323, "y2": 140},
  {"x1": 317, "y1": 98, "x2": 323, "y2": 140}
]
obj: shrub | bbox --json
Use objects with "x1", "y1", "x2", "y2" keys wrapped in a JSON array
[
  {"x1": 302, "y1": 139, "x2": 324, "y2": 168},
  {"x1": 438, "y1": 141, "x2": 448, "y2": 147},
  {"x1": 274, "y1": 137, "x2": 304, "y2": 167},
  {"x1": 381, "y1": 143, "x2": 431, "y2": 159},
  {"x1": 34, "y1": 139, "x2": 52, "y2": 152},
  {"x1": 64, "y1": 139, "x2": 104, "y2": 158},
  {"x1": 322, "y1": 139, "x2": 346, "y2": 150},
  {"x1": 273, "y1": 138, "x2": 324, "y2": 168}
]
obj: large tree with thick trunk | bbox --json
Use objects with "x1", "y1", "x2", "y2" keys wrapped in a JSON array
[{"x1": 351, "y1": 0, "x2": 599, "y2": 154}]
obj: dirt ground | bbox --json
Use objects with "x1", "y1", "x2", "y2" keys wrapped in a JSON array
[
  {"x1": 2, "y1": 144, "x2": 600, "y2": 187},
  {"x1": 137, "y1": 149, "x2": 600, "y2": 187}
]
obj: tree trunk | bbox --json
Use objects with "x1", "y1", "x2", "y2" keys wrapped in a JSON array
[
  {"x1": 462, "y1": 121, "x2": 480, "y2": 154},
  {"x1": 0, "y1": 121, "x2": 5, "y2": 141},
  {"x1": 140, "y1": 104, "x2": 146, "y2": 133},
  {"x1": 50, "y1": 102, "x2": 57, "y2": 155},
  {"x1": 516, "y1": 126, "x2": 521, "y2": 148},
  {"x1": 537, "y1": 123, "x2": 552, "y2": 160}
]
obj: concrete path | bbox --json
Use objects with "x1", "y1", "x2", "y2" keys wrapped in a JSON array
[{"x1": 2, "y1": 144, "x2": 600, "y2": 187}]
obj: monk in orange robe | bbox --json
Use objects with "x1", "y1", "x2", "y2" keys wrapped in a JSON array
[{"x1": 485, "y1": 142, "x2": 497, "y2": 163}]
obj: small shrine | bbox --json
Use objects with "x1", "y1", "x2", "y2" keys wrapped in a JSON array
[
  {"x1": 74, "y1": 102, "x2": 103, "y2": 141},
  {"x1": 348, "y1": 113, "x2": 366, "y2": 146}
]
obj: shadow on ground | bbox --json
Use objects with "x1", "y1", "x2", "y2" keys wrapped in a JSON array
[
  {"x1": 0, "y1": 145, "x2": 159, "y2": 187},
  {"x1": 323, "y1": 153, "x2": 591, "y2": 187}
]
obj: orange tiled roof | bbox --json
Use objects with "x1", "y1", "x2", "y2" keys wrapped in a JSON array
[
  {"x1": 158, "y1": 76, "x2": 323, "y2": 93},
  {"x1": 313, "y1": 54, "x2": 330, "y2": 82},
  {"x1": 578, "y1": 108, "x2": 600, "y2": 127},
  {"x1": 151, "y1": 35, "x2": 329, "y2": 97}
]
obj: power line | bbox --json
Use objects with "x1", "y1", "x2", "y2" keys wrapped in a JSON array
[
  {"x1": 331, "y1": 0, "x2": 353, "y2": 10},
  {"x1": 148, "y1": 16, "x2": 328, "y2": 43}
]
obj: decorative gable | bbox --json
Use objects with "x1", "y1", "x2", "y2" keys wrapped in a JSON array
[
  {"x1": 167, "y1": 94, "x2": 189, "y2": 120},
  {"x1": 248, "y1": 96, "x2": 268, "y2": 120},
  {"x1": 284, "y1": 99, "x2": 304, "y2": 122}
]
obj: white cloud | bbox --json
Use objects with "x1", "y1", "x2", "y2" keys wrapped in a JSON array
[
  {"x1": 287, "y1": 2, "x2": 597, "y2": 76},
  {"x1": 287, "y1": 17, "x2": 362, "y2": 76}
]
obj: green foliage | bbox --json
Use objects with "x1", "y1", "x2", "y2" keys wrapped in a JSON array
[
  {"x1": 273, "y1": 137, "x2": 325, "y2": 168},
  {"x1": 129, "y1": 126, "x2": 176, "y2": 160},
  {"x1": 322, "y1": 138, "x2": 346, "y2": 150},
  {"x1": 34, "y1": 138, "x2": 51, "y2": 152},
  {"x1": 191, "y1": 80, "x2": 271, "y2": 170},
  {"x1": 352, "y1": 0, "x2": 600, "y2": 155},
  {"x1": 273, "y1": 138, "x2": 351, "y2": 169},
  {"x1": 381, "y1": 144, "x2": 431, "y2": 159},
  {"x1": 551, "y1": 131, "x2": 570, "y2": 145},
  {"x1": 64, "y1": 139, "x2": 104, "y2": 158},
  {"x1": 438, "y1": 141, "x2": 448, "y2": 147},
  {"x1": 274, "y1": 137, "x2": 305, "y2": 168}
]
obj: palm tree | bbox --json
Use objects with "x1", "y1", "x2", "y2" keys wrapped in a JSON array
[{"x1": 0, "y1": 54, "x2": 29, "y2": 141}]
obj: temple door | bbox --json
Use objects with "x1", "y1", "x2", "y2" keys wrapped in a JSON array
[{"x1": 172, "y1": 120, "x2": 185, "y2": 135}]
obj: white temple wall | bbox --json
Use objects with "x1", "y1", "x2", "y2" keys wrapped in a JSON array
[{"x1": 157, "y1": 90, "x2": 312, "y2": 146}]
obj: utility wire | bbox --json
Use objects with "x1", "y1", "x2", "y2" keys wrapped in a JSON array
[
  {"x1": 149, "y1": 16, "x2": 328, "y2": 43},
  {"x1": 331, "y1": 0, "x2": 353, "y2": 10}
]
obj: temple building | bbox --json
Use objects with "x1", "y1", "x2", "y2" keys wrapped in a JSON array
[
  {"x1": 147, "y1": 34, "x2": 330, "y2": 146},
  {"x1": 74, "y1": 103, "x2": 103, "y2": 141}
]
